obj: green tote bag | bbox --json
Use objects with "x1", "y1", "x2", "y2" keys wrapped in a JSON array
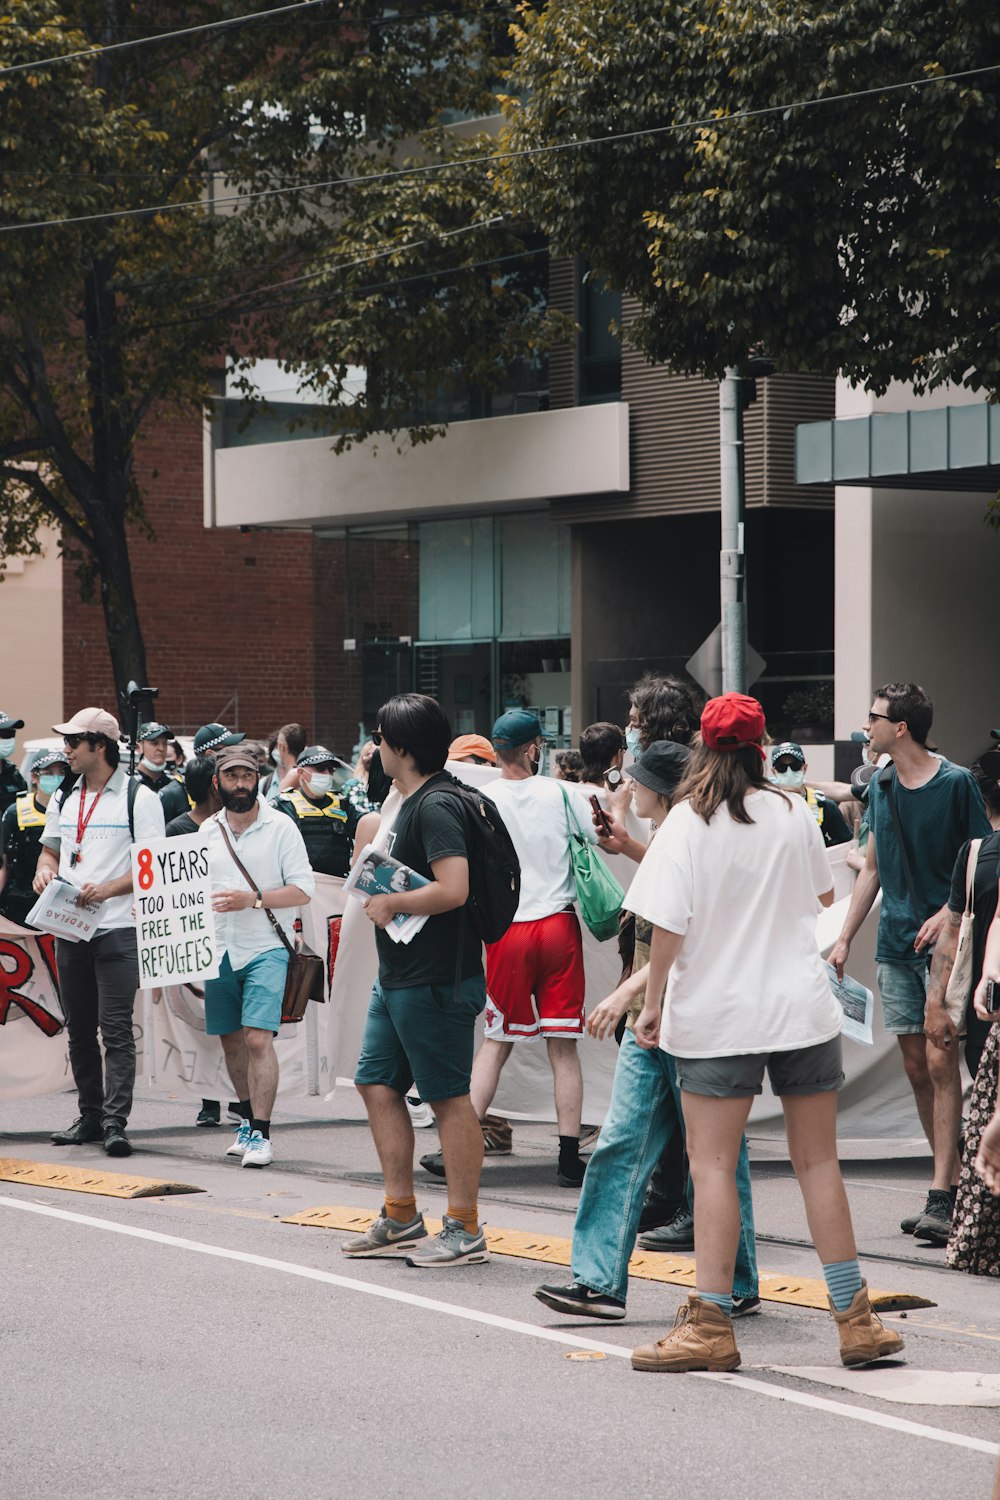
[{"x1": 560, "y1": 786, "x2": 625, "y2": 942}]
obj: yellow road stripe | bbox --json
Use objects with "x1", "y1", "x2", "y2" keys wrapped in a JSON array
[
  {"x1": 0, "y1": 1158, "x2": 204, "y2": 1200},
  {"x1": 280, "y1": 1206, "x2": 933, "y2": 1312}
]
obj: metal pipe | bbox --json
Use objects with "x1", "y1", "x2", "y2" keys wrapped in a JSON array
[{"x1": 719, "y1": 367, "x2": 747, "y2": 693}]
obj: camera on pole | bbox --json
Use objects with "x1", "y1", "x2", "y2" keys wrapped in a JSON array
[{"x1": 122, "y1": 679, "x2": 159, "y2": 778}]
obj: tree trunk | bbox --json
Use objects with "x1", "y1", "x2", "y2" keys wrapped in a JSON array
[{"x1": 89, "y1": 500, "x2": 149, "y2": 710}]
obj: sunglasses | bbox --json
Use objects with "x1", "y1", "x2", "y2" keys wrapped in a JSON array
[
  {"x1": 63, "y1": 734, "x2": 86, "y2": 749},
  {"x1": 372, "y1": 731, "x2": 382, "y2": 745}
]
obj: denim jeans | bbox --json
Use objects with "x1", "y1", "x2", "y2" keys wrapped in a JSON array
[{"x1": 571, "y1": 1029, "x2": 759, "y2": 1302}]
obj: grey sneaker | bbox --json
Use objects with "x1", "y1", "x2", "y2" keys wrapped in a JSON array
[
  {"x1": 912, "y1": 1190, "x2": 955, "y2": 1246},
  {"x1": 405, "y1": 1215, "x2": 490, "y2": 1268},
  {"x1": 341, "y1": 1208, "x2": 427, "y2": 1258}
]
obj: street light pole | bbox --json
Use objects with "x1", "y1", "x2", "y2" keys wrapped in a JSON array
[{"x1": 719, "y1": 366, "x2": 747, "y2": 694}]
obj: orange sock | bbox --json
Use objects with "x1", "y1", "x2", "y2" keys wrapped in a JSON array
[
  {"x1": 385, "y1": 1195, "x2": 417, "y2": 1224},
  {"x1": 447, "y1": 1204, "x2": 479, "y2": 1235}
]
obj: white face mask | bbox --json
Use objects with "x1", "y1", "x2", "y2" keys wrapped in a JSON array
[
  {"x1": 625, "y1": 727, "x2": 642, "y2": 755},
  {"x1": 307, "y1": 771, "x2": 333, "y2": 795},
  {"x1": 141, "y1": 755, "x2": 164, "y2": 773},
  {"x1": 39, "y1": 774, "x2": 64, "y2": 796},
  {"x1": 271, "y1": 747, "x2": 281, "y2": 765},
  {"x1": 0, "y1": 737, "x2": 15, "y2": 759},
  {"x1": 772, "y1": 767, "x2": 805, "y2": 789}
]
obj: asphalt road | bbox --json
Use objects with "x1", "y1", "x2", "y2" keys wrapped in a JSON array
[{"x1": 1, "y1": 1090, "x2": 998, "y2": 1500}]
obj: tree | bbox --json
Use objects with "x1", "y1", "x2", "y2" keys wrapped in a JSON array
[
  {"x1": 498, "y1": 0, "x2": 1000, "y2": 395},
  {"x1": 0, "y1": 1, "x2": 564, "y2": 697}
]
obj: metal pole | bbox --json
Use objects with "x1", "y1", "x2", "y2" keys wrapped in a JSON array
[{"x1": 719, "y1": 367, "x2": 747, "y2": 693}]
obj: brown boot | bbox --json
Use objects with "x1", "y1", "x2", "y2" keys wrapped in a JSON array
[
  {"x1": 829, "y1": 1281, "x2": 905, "y2": 1367},
  {"x1": 631, "y1": 1295, "x2": 741, "y2": 1373}
]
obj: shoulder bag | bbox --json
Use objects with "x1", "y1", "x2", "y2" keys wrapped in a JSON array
[
  {"x1": 943, "y1": 838, "x2": 982, "y2": 1033},
  {"x1": 215, "y1": 818, "x2": 325, "y2": 1022},
  {"x1": 560, "y1": 786, "x2": 625, "y2": 942}
]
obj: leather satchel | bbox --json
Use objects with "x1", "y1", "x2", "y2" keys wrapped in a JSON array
[
  {"x1": 943, "y1": 838, "x2": 982, "y2": 1034},
  {"x1": 215, "y1": 819, "x2": 326, "y2": 1023}
]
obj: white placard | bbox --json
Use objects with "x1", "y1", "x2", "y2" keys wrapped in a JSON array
[
  {"x1": 130, "y1": 833, "x2": 220, "y2": 987},
  {"x1": 24, "y1": 877, "x2": 102, "y2": 943}
]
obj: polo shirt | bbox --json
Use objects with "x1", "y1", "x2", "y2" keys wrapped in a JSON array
[
  {"x1": 41, "y1": 766, "x2": 165, "y2": 931},
  {"x1": 202, "y1": 800, "x2": 315, "y2": 969}
]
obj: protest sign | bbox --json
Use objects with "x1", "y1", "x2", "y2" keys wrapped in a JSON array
[{"x1": 131, "y1": 833, "x2": 220, "y2": 987}]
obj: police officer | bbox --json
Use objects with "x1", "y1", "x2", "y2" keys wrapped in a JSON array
[
  {"x1": 160, "y1": 721, "x2": 245, "y2": 823},
  {"x1": 133, "y1": 721, "x2": 180, "y2": 795},
  {"x1": 0, "y1": 711, "x2": 26, "y2": 818},
  {"x1": 0, "y1": 750, "x2": 70, "y2": 925},
  {"x1": 274, "y1": 745, "x2": 360, "y2": 876},
  {"x1": 770, "y1": 741, "x2": 852, "y2": 847}
]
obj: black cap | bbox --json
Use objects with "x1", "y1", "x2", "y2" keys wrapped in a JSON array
[
  {"x1": 193, "y1": 722, "x2": 245, "y2": 754},
  {"x1": 32, "y1": 750, "x2": 71, "y2": 774},
  {"x1": 297, "y1": 744, "x2": 337, "y2": 768},
  {"x1": 770, "y1": 741, "x2": 806, "y2": 768},
  {"x1": 626, "y1": 740, "x2": 691, "y2": 797},
  {"x1": 138, "y1": 720, "x2": 172, "y2": 741}
]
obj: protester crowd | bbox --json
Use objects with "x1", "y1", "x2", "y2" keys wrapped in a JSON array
[{"x1": 1, "y1": 671, "x2": 999, "y2": 1375}]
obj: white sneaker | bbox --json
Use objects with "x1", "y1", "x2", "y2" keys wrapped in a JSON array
[
  {"x1": 406, "y1": 1095, "x2": 435, "y2": 1129},
  {"x1": 241, "y1": 1130, "x2": 273, "y2": 1168},
  {"x1": 226, "y1": 1121, "x2": 253, "y2": 1158}
]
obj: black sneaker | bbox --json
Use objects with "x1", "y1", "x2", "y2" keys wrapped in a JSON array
[
  {"x1": 557, "y1": 1157, "x2": 587, "y2": 1188},
  {"x1": 196, "y1": 1101, "x2": 221, "y2": 1127},
  {"x1": 900, "y1": 1193, "x2": 936, "y2": 1235},
  {"x1": 419, "y1": 1150, "x2": 446, "y2": 1178},
  {"x1": 534, "y1": 1280, "x2": 626, "y2": 1321},
  {"x1": 731, "y1": 1294, "x2": 762, "y2": 1318},
  {"x1": 637, "y1": 1196, "x2": 678, "y2": 1234},
  {"x1": 913, "y1": 1190, "x2": 955, "y2": 1246},
  {"x1": 637, "y1": 1205, "x2": 695, "y2": 1252}
]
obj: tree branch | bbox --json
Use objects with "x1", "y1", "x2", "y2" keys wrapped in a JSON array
[{"x1": 0, "y1": 465, "x2": 95, "y2": 556}]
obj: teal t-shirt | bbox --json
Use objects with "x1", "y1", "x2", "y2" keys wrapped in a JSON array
[{"x1": 868, "y1": 757, "x2": 990, "y2": 964}]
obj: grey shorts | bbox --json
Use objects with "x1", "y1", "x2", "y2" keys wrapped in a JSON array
[{"x1": 674, "y1": 1035, "x2": 844, "y2": 1098}]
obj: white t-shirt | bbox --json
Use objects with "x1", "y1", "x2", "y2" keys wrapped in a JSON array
[
  {"x1": 41, "y1": 767, "x2": 166, "y2": 931},
  {"x1": 484, "y1": 775, "x2": 596, "y2": 922},
  {"x1": 623, "y1": 788, "x2": 838, "y2": 1058}
]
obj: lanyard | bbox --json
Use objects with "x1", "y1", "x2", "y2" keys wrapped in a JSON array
[{"x1": 72, "y1": 784, "x2": 105, "y2": 866}]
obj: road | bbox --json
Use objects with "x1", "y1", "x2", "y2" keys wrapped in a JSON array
[{"x1": 1, "y1": 1088, "x2": 998, "y2": 1500}]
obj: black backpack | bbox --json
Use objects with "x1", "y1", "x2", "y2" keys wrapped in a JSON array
[{"x1": 413, "y1": 772, "x2": 521, "y2": 944}]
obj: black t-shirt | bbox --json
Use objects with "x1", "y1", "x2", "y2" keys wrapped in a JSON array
[
  {"x1": 159, "y1": 778, "x2": 190, "y2": 822},
  {"x1": 948, "y1": 831, "x2": 1000, "y2": 1066},
  {"x1": 376, "y1": 774, "x2": 483, "y2": 990},
  {"x1": 815, "y1": 792, "x2": 852, "y2": 848},
  {"x1": 166, "y1": 811, "x2": 200, "y2": 838}
]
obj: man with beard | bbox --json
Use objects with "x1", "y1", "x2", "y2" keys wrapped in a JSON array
[{"x1": 203, "y1": 746, "x2": 314, "y2": 1168}]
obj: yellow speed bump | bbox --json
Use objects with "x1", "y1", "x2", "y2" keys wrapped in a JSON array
[
  {"x1": 0, "y1": 1158, "x2": 204, "y2": 1200},
  {"x1": 282, "y1": 1206, "x2": 933, "y2": 1313}
]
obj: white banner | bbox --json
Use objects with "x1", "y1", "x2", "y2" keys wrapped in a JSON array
[{"x1": 131, "y1": 833, "x2": 220, "y2": 986}]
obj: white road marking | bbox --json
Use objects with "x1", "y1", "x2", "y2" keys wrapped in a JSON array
[{"x1": 2, "y1": 1195, "x2": 997, "y2": 1459}]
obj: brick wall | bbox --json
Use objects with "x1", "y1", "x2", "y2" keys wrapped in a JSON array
[{"x1": 62, "y1": 407, "x2": 317, "y2": 742}]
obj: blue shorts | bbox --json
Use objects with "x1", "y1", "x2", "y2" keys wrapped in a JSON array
[
  {"x1": 354, "y1": 975, "x2": 486, "y2": 1102},
  {"x1": 876, "y1": 959, "x2": 929, "y2": 1035},
  {"x1": 204, "y1": 949, "x2": 288, "y2": 1036}
]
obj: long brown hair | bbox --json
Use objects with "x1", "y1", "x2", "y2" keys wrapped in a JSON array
[{"x1": 676, "y1": 736, "x2": 790, "y2": 825}]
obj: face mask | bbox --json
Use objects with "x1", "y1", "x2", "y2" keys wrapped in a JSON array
[
  {"x1": 271, "y1": 747, "x2": 281, "y2": 765},
  {"x1": 772, "y1": 767, "x2": 805, "y2": 789},
  {"x1": 625, "y1": 727, "x2": 641, "y2": 755},
  {"x1": 0, "y1": 738, "x2": 14, "y2": 759},
  {"x1": 39, "y1": 774, "x2": 63, "y2": 796},
  {"x1": 307, "y1": 772, "x2": 333, "y2": 795},
  {"x1": 141, "y1": 755, "x2": 164, "y2": 773}
]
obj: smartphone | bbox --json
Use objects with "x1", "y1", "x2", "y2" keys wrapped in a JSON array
[
  {"x1": 984, "y1": 979, "x2": 1000, "y2": 1015},
  {"x1": 589, "y1": 794, "x2": 613, "y2": 838}
]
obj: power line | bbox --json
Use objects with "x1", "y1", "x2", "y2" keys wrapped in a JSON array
[
  {"x1": 2, "y1": 58, "x2": 997, "y2": 236},
  {"x1": 0, "y1": 0, "x2": 335, "y2": 79}
]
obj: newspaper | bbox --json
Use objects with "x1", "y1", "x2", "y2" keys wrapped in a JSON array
[
  {"x1": 24, "y1": 877, "x2": 102, "y2": 943},
  {"x1": 342, "y1": 843, "x2": 430, "y2": 945},
  {"x1": 824, "y1": 962, "x2": 874, "y2": 1046}
]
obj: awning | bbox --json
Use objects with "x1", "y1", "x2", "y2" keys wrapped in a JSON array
[{"x1": 795, "y1": 401, "x2": 1000, "y2": 492}]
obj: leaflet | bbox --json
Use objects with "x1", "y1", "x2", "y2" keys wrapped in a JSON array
[
  {"x1": 343, "y1": 844, "x2": 430, "y2": 945},
  {"x1": 824, "y1": 962, "x2": 874, "y2": 1046},
  {"x1": 24, "y1": 877, "x2": 102, "y2": 943}
]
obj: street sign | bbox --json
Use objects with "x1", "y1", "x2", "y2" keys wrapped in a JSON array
[{"x1": 686, "y1": 623, "x2": 766, "y2": 699}]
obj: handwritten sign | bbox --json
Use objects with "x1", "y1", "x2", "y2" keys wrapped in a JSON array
[{"x1": 130, "y1": 833, "x2": 220, "y2": 987}]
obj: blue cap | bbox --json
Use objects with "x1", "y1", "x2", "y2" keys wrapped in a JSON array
[{"x1": 491, "y1": 709, "x2": 543, "y2": 749}]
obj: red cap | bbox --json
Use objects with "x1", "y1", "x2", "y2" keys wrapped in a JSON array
[{"x1": 700, "y1": 693, "x2": 766, "y2": 751}]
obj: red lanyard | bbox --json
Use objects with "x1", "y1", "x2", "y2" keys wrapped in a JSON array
[{"x1": 76, "y1": 785, "x2": 105, "y2": 847}]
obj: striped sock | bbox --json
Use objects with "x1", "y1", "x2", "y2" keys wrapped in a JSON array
[
  {"x1": 697, "y1": 1289, "x2": 733, "y2": 1318},
  {"x1": 823, "y1": 1258, "x2": 863, "y2": 1311}
]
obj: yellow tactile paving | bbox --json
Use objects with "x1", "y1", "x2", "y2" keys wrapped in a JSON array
[
  {"x1": 0, "y1": 1158, "x2": 204, "y2": 1200},
  {"x1": 281, "y1": 1205, "x2": 934, "y2": 1313}
]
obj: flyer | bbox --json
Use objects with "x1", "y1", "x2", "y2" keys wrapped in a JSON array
[
  {"x1": 824, "y1": 961, "x2": 875, "y2": 1046},
  {"x1": 24, "y1": 878, "x2": 102, "y2": 943}
]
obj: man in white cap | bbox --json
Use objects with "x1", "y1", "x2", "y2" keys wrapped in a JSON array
[
  {"x1": 0, "y1": 710, "x2": 26, "y2": 819},
  {"x1": 33, "y1": 707, "x2": 165, "y2": 1156}
]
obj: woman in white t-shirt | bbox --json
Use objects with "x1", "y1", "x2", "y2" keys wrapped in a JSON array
[{"x1": 625, "y1": 693, "x2": 904, "y2": 1376}]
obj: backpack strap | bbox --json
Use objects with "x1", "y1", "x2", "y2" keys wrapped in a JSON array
[{"x1": 877, "y1": 763, "x2": 922, "y2": 925}]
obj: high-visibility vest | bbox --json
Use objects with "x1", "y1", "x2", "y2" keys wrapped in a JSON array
[
  {"x1": 16, "y1": 792, "x2": 46, "y2": 831},
  {"x1": 805, "y1": 786, "x2": 825, "y2": 828},
  {"x1": 285, "y1": 789, "x2": 348, "y2": 823}
]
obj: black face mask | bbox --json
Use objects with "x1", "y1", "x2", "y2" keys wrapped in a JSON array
[{"x1": 218, "y1": 784, "x2": 257, "y2": 814}]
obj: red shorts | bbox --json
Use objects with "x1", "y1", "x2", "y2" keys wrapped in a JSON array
[{"x1": 484, "y1": 911, "x2": 585, "y2": 1040}]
